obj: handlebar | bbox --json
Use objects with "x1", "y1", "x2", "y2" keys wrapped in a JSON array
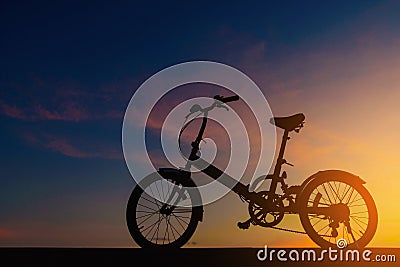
[
  {"x1": 186, "y1": 94, "x2": 239, "y2": 117},
  {"x1": 180, "y1": 95, "x2": 240, "y2": 162},
  {"x1": 213, "y1": 95, "x2": 239, "y2": 103}
]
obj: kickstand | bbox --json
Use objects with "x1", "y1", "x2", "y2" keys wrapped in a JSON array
[{"x1": 345, "y1": 221, "x2": 358, "y2": 248}]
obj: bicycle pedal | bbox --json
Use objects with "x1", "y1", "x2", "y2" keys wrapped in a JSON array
[{"x1": 237, "y1": 220, "x2": 251, "y2": 230}]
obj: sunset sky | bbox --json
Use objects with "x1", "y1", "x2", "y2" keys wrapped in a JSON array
[{"x1": 1, "y1": 1, "x2": 400, "y2": 247}]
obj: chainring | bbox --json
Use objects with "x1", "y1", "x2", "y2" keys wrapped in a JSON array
[{"x1": 248, "y1": 191, "x2": 285, "y2": 227}]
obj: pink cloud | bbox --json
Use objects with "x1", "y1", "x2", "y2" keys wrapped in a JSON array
[
  {"x1": 44, "y1": 138, "x2": 122, "y2": 160},
  {"x1": 0, "y1": 100, "x2": 122, "y2": 122},
  {"x1": 34, "y1": 105, "x2": 63, "y2": 120},
  {"x1": 46, "y1": 139, "x2": 91, "y2": 158},
  {"x1": 1, "y1": 102, "x2": 74, "y2": 121},
  {"x1": 60, "y1": 103, "x2": 90, "y2": 121},
  {"x1": 34, "y1": 103, "x2": 90, "y2": 122},
  {"x1": 0, "y1": 77, "x2": 126, "y2": 122},
  {"x1": 0, "y1": 100, "x2": 27, "y2": 120}
]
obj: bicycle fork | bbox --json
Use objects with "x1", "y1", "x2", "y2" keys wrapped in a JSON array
[{"x1": 159, "y1": 183, "x2": 187, "y2": 215}]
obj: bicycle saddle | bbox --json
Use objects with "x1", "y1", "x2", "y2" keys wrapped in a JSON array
[{"x1": 270, "y1": 113, "x2": 305, "y2": 131}]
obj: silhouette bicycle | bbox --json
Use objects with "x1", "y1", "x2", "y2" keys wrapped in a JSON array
[{"x1": 126, "y1": 95, "x2": 377, "y2": 248}]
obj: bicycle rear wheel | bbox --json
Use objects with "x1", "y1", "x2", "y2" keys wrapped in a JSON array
[
  {"x1": 126, "y1": 172, "x2": 201, "y2": 248},
  {"x1": 299, "y1": 172, "x2": 377, "y2": 249}
]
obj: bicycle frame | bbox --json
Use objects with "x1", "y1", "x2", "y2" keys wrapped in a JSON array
[
  {"x1": 180, "y1": 115, "x2": 341, "y2": 217},
  {"x1": 183, "y1": 110, "x2": 292, "y2": 210}
]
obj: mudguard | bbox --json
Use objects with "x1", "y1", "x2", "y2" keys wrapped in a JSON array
[
  {"x1": 158, "y1": 168, "x2": 191, "y2": 183},
  {"x1": 158, "y1": 168, "x2": 204, "y2": 222},
  {"x1": 297, "y1": 169, "x2": 366, "y2": 200}
]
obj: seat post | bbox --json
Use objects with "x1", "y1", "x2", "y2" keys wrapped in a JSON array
[
  {"x1": 265, "y1": 129, "x2": 288, "y2": 196},
  {"x1": 268, "y1": 130, "x2": 290, "y2": 196},
  {"x1": 273, "y1": 129, "x2": 290, "y2": 176}
]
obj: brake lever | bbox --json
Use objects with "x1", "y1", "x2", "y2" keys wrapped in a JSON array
[{"x1": 216, "y1": 102, "x2": 229, "y2": 111}]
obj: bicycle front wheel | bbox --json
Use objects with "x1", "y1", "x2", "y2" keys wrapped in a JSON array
[{"x1": 126, "y1": 172, "x2": 201, "y2": 248}]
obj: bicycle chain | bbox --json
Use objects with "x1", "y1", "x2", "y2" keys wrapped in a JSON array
[
  {"x1": 269, "y1": 225, "x2": 307, "y2": 235},
  {"x1": 269, "y1": 225, "x2": 331, "y2": 237}
]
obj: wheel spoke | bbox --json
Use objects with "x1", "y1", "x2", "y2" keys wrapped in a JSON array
[
  {"x1": 173, "y1": 214, "x2": 191, "y2": 220},
  {"x1": 137, "y1": 203, "x2": 157, "y2": 211},
  {"x1": 172, "y1": 213, "x2": 186, "y2": 231},
  {"x1": 350, "y1": 216, "x2": 368, "y2": 227},
  {"x1": 348, "y1": 196, "x2": 364, "y2": 206},
  {"x1": 155, "y1": 222, "x2": 164, "y2": 243},
  {"x1": 315, "y1": 223, "x2": 330, "y2": 234},
  {"x1": 143, "y1": 216, "x2": 161, "y2": 237},
  {"x1": 311, "y1": 217, "x2": 325, "y2": 228},
  {"x1": 136, "y1": 209, "x2": 158, "y2": 213},
  {"x1": 322, "y1": 224, "x2": 331, "y2": 237},
  {"x1": 173, "y1": 214, "x2": 190, "y2": 225},
  {"x1": 140, "y1": 195, "x2": 160, "y2": 206},
  {"x1": 350, "y1": 211, "x2": 368, "y2": 215},
  {"x1": 172, "y1": 209, "x2": 192, "y2": 213},
  {"x1": 169, "y1": 217, "x2": 180, "y2": 240},
  {"x1": 137, "y1": 212, "x2": 158, "y2": 226},
  {"x1": 346, "y1": 189, "x2": 359, "y2": 205},
  {"x1": 335, "y1": 182, "x2": 342, "y2": 201},
  {"x1": 345, "y1": 187, "x2": 355, "y2": 205},
  {"x1": 348, "y1": 203, "x2": 367, "y2": 208},
  {"x1": 321, "y1": 183, "x2": 334, "y2": 204},
  {"x1": 350, "y1": 215, "x2": 368, "y2": 219},
  {"x1": 308, "y1": 200, "x2": 330, "y2": 206},
  {"x1": 163, "y1": 217, "x2": 169, "y2": 244},
  {"x1": 327, "y1": 182, "x2": 341, "y2": 203},
  {"x1": 136, "y1": 212, "x2": 157, "y2": 219},
  {"x1": 340, "y1": 184, "x2": 351, "y2": 202},
  {"x1": 148, "y1": 185, "x2": 160, "y2": 209},
  {"x1": 313, "y1": 189, "x2": 329, "y2": 205},
  {"x1": 160, "y1": 180, "x2": 166, "y2": 202},
  {"x1": 154, "y1": 181, "x2": 163, "y2": 203},
  {"x1": 166, "y1": 181, "x2": 173, "y2": 203}
]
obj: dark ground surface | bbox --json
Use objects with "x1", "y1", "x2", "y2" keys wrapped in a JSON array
[{"x1": 0, "y1": 248, "x2": 398, "y2": 267}]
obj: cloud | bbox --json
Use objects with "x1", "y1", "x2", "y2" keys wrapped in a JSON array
[
  {"x1": 22, "y1": 133, "x2": 123, "y2": 160},
  {"x1": 0, "y1": 76, "x2": 130, "y2": 122},
  {"x1": 0, "y1": 99, "x2": 123, "y2": 122},
  {"x1": 34, "y1": 103, "x2": 90, "y2": 122},
  {"x1": 0, "y1": 100, "x2": 27, "y2": 120},
  {"x1": 46, "y1": 138, "x2": 123, "y2": 160},
  {"x1": 45, "y1": 139, "x2": 92, "y2": 158}
]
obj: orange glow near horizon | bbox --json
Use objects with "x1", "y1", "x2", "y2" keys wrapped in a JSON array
[{"x1": 171, "y1": 36, "x2": 400, "y2": 248}]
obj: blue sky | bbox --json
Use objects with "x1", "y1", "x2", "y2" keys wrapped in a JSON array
[{"x1": 1, "y1": 0, "x2": 399, "y2": 246}]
